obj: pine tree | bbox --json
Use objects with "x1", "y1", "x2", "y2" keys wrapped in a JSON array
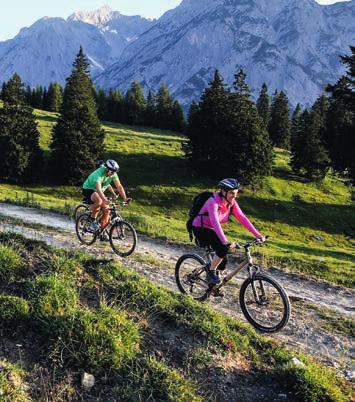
[
  {"x1": 143, "y1": 90, "x2": 157, "y2": 127},
  {"x1": 50, "y1": 47, "x2": 105, "y2": 184},
  {"x1": 324, "y1": 46, "x2": 354, "y2": 183},
  {"x1": 290, "y1": 97, "x2": 330, "y2": 181},
  {"x1": 31, "y1": 85, "x2": 44, "y2": 109},
  {"x1": 291, "y1": 103, "x2": 302, "y2": 150},
  {"x1": 124, "y1": 81, "x2": 146, "y2": 125},
  {"x1": 185, "y1": 69, "x2": 273, "y2": 185},
  {"x1": 94, "y1": 88, "x2": 108, "y2": 120},
  {"x1": 228, "y1": 70, "x2": 273, "y2": 185},
  {"x1": 46, "y1": 82, "x2": 63, "y2": 112},
  {"x1": 256, "y1": 83, "x2": 270, "y2": 128},
  {"x1": 184, "y1": 70, "x2": 231, "y2": 174},
  {"x1": 106, "y1": 89, "x2": 123, "y2": 122},
  {"x1": 290, "y1": 109, "x2": 308, "y2": 175},
  {"x1": 155, "y1": 84, "x2": 174, "y2": 129},
  {"x1": 268, "y1": 91, "x2": 291, "y2": 149},
  {"x1": 0, "y1": 74, "x2": 42, "y2": 183},
  {"x1": 170, "y1": 100, "x2": 185, "y2": 132}
]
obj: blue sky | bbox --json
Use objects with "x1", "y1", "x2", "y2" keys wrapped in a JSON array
[{"x1": 0, "y1": 0, "x2": 350, "y2": 41}]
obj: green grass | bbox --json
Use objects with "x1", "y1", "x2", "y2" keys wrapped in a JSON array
[
  {"x1": 0, "y1": 109, "x2": 354, "y2": 287},
  {"x1": 0, "y1": 295, "x2": 30, "y2": 332},
  {"x1": 0, "y1": 233, "x2": 351, "y2": 401},
  {"x1": 0, "y1": 244, "x2": 23, "y2": 282},
  {"x1": 0, "y1": 361, "x2": 29, "y2": 402}
]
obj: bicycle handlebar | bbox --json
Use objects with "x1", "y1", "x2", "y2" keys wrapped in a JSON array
[
  {"x1": 106, "y1": 196, "x2": 131, "y2": 207},
  {"x1": 234, "y1": 235, "x2": 269, "y2": 250}
]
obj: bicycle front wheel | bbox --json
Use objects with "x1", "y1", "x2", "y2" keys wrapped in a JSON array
[
  {"x1": 74, "y1": 204, "x2": 89, "y2": 221},
  {"x1": 109, "y1": 221, "x2": 137, "y2": 257},
  {"x1": 75, "y1": 214, "x2": 97, "y2": 245},
  {"x1": 239, "y1": 273, "x2": 290, "y2": 333},
  {"x1": 175, "y1": 254, "x2": 209, "y2": 301}
]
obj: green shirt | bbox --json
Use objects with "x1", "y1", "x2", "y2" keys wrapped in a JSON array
[{"x1": 83, "y1": 167, "x2": 118, "y2": 191}]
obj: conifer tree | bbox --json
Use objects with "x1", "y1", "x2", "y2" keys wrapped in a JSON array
[
  {"x1": 155, "y1": 84, "x2": 174, "y2": 129},
  {"x1": 228, "y1": 70, "x2": 273, "y2": 185},
  {"x1": 291, "y1": 103, "x2": 302, "y2": 150},
  {"x1": 291, "y1": 97, "x2": 330, "y2": 181},
  {"x1": 170, "y1": 100, "x2": 185, "y2": 132},
  {"x1": 46, "y1": 82, "x2": 63, "y2": 112},
  {"x1": 50, "y1": 47, "x2": 105, "y2": 184},
  {"x1": 106, "y1": 89, "x2": 123, "y2": 122},
  {"x1": 185, "y1": 69, "x2": 273, "y2": 185},
  {"x1": 124, "y1": 81, "x2": 146, "y2": 125},
  {"x1": 324, "y1": 46, "x2": 354, "y2": 183},
  {"x1": 143, "y1": 90, "x2": 157, "y2": 127},
  {"x1": 256, "y1": 83, "x2": 270, "y2": 128},
  {"x1": 184, "y1": 70, "x2": 230, "y2": 174},
  {"x1": 269, "y1": 91, "x2": 291, "y2": 149},
  {"x1": 31, "y1": 85, "x2": 44, "y2": 109},
  {"x1": 94, "y1": 88, "x2": 108, "y2": 120},
  {"x1": 0, "y1": 73, "x2": 42, "y2": 182}
]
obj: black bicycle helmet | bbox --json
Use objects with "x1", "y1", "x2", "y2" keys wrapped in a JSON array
[
  {"x1": 218, "y1": 178, "x2": 240, "y2": 190},
  {"x1": 105, "y1": 159, "x2": 119, "y2": 172}
]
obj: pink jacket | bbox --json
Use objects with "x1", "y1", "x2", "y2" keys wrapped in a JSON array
[{"x1": 192, "y1": 192, "x2": 262, "y2": 244}]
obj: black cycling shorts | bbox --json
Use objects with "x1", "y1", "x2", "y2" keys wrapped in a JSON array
[
  {"x1": 192, "y1": 226, "x2": 229, "y2": 259},
  {"x1": 82, "y1": 188, "x2": 95, "y2": 204}
]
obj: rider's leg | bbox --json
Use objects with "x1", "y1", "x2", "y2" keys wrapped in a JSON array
[
  {"x1": 207, "y1": 236, "x2": 229, "y2": 286},
  {"x1": 210, "y1": 255, "x2": 223, "y2": 270},
  {"x1": 90, "y1": 192, "x2": 103, "y2": 219},
  {"x1": 99, "y1": 206, "x2": 110, "y2": 229},
  {"x1": 217, "y1": 256, "x2": 227, "y2": 271}
]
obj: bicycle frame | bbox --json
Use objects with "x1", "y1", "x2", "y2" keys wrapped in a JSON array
[{"x1": 204, "y1": 244, "x2": 261, "y2": 294}]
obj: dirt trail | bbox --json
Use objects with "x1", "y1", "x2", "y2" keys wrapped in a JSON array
[{"x1": 0, "y1": 203, "x2": 354, "y2": 376}]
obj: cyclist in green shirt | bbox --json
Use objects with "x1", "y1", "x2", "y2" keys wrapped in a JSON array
[{"x1": 82, "y1": 159, "x2": 131, "y2": 233}]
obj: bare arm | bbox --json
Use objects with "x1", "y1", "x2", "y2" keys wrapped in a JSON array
[
  {"x1": 95, "y1": 181, "x2": 109, "y2": 204},
  {"x1": 113, "y1": 178, "x2": 130, "y2": 202},
  {"x1": 106, "y1": 184, "x2": 116, "y2": 197}
]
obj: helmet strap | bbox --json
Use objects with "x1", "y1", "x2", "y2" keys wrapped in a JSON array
[{"x1": 219, "y1": 190, "x2": 230, "y2": 205}]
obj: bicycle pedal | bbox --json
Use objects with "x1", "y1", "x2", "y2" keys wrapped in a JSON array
[{"x1": 212, "y1": 289, "x2": 225, "y2": 298}]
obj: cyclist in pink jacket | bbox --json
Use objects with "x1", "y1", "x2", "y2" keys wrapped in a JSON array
[{"x1": 192, "y1": 178, "x2": 265, "y2": 285}]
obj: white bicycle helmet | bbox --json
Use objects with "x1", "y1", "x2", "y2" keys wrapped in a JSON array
[
  {"x1": 218, "y1": 178, "x2": 240, "y2": 190},
  {"x1": 105, "y1": 159, "x2": 119, "y2": 172}
]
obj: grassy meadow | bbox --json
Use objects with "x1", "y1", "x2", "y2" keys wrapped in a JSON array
[
  {"x1": 0, "y1": 233, "x2": 351, "y2": 401},
  {"x1": 0, "y1": 109, "x2": 354, "y2": 287}
]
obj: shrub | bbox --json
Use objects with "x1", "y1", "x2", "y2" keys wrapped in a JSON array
[
  {"x1": 50, "y1": 304, "x2": 140, "y2": 372},
  {"x1": 0, "y1": 361, "x2": 28, "y2": 401},
  {"x1": 0, "y1": 295, "x2": 30, "y2": 332},
  {"x1": 0, "y1": 244, "x2": 22, "y2": 282},
  {"x1": 30, "y1": 275, "x2": 78, "y2": 323},
  {"x1": 119, "y1": 356, "x2": 202, "y2": 402}
]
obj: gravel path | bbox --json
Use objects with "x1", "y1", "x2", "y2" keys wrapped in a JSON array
[{"x1": 0, "y1": 202, "x2": 354, "y2": 377}]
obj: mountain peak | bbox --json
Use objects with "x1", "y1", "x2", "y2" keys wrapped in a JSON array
[{"x1": 68, "y1": 4, "x2": 119, "y2": 27}]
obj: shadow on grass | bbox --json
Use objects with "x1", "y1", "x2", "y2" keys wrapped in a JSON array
[
  {"x1": 103, "y1": 122, "x2": 185, "y2": 142},
  {"x1": 236, "y1": 196, "x2": 355, "y2": 236},
  {"x1": 272, "y1": 240, "x2": 354, "y2": 261},
  {"x1": 104, "y1": 151, "x2": 205, "y2": 188},
  {"x1": 36, "y1": 113, "x2": 59, "y2": 124}
]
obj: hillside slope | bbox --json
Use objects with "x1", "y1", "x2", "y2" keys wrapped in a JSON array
[
  {"x1": 0, "y1": 233, "x2": 351, "y2": 401},
  {"x1": 0, "y1": 109, "x2": 353, "y2": 287}
]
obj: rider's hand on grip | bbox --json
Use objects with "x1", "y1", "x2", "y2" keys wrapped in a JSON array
[{"x1": 125, "y1": 197, "x2": 132, "y2": 204}]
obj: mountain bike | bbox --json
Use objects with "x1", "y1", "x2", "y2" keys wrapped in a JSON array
[
  {"x1": 75, "y1": 199, "x2": 137, "y2": 257},
  {"x1": 175, "y1": 238, "x2": 291, "y2": 333}
]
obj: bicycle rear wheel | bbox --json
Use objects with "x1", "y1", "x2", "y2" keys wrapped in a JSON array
[
  {"x1": 175, "y1": 254, "x2": 209, "y2": 301},
  {"x1": 239, "y1": 273, "x2": 290, "y2": 333},
  {"x1": 75, "y1": 214, "x2": 97, "y2": 245},
  {"x1": 109, "y1": 220, "x2": 137, "y2": 257}
]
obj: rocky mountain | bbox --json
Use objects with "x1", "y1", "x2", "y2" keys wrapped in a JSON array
[
  {"x1": 0, "y1": 6, "x2": 154, "y2": 87},
  {"x1": 95, "y1": 0, "x2": 355, "y2": 108}
]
